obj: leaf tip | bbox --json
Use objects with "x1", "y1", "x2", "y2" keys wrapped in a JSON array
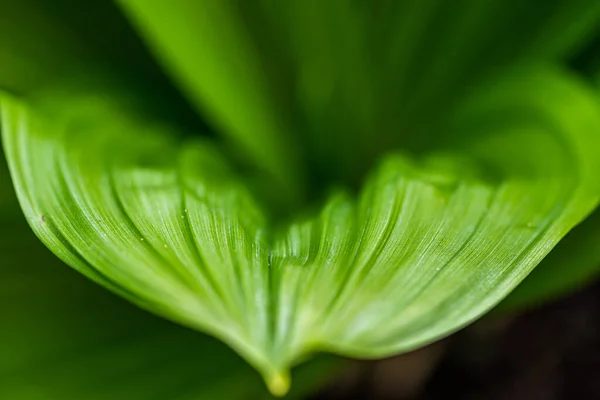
[{"x1": 267, "y1": 371, "x2": 291, "y2": 397}]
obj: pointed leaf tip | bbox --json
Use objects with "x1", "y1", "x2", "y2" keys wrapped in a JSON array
[{"x1": 267, "y1": 371, "x2": 291, "y2": 397}]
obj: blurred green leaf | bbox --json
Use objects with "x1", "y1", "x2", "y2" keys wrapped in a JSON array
[
  {"x1": 121, "y1": 0, "x2": 600, "y2": 188},
  {"x1": 371, "y1": 0, "x2": 600, "y2": 179},
  {"x1": 3, "y1": 66, "x2": 600, "y2": 395},
  {"x1": 118, "y1": 0, "x2": 308, "y2": 204}
]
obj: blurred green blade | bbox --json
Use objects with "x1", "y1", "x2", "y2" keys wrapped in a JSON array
[
  {"x1": 375, "y1": 0, "x2": 600, "y2": 156},
  {"x1": 3, "y1": 66, "x2": 600, "y2": 396},
  {"x1": 116, "y1": 1, "x2": 600, "y2": 189},
  {"x1": 118, "y1": 0, "x2": 306, "y2": 201}
]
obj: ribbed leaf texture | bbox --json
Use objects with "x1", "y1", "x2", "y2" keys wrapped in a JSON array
[
  {"x1": 0, "y1": 152, "x2": 336, "y2": 400},
  {"x1": 3, "y1": 66, "x2": 600, "y2": 395}
]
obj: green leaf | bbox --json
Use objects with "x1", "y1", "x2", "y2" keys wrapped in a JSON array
[
  {"x1": 3, "y1": 66, "x2": 600, "y2": 396},
  {"x1": 372, "y1": 0, "x2": 600, "y2": 180},
  {"x1": 0, "y1": 152, "x2": 338, "y2": 400},
  {"x1": 117, "y1": 0, "x2": 307, "y2": 202},
  {"x1": 372, "y1": 0, "x2": 600, "y2": 159}
]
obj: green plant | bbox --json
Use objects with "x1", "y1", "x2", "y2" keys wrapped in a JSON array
[{"x1": 3, "y1": 1, "x2": 600, "y2": 398}]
